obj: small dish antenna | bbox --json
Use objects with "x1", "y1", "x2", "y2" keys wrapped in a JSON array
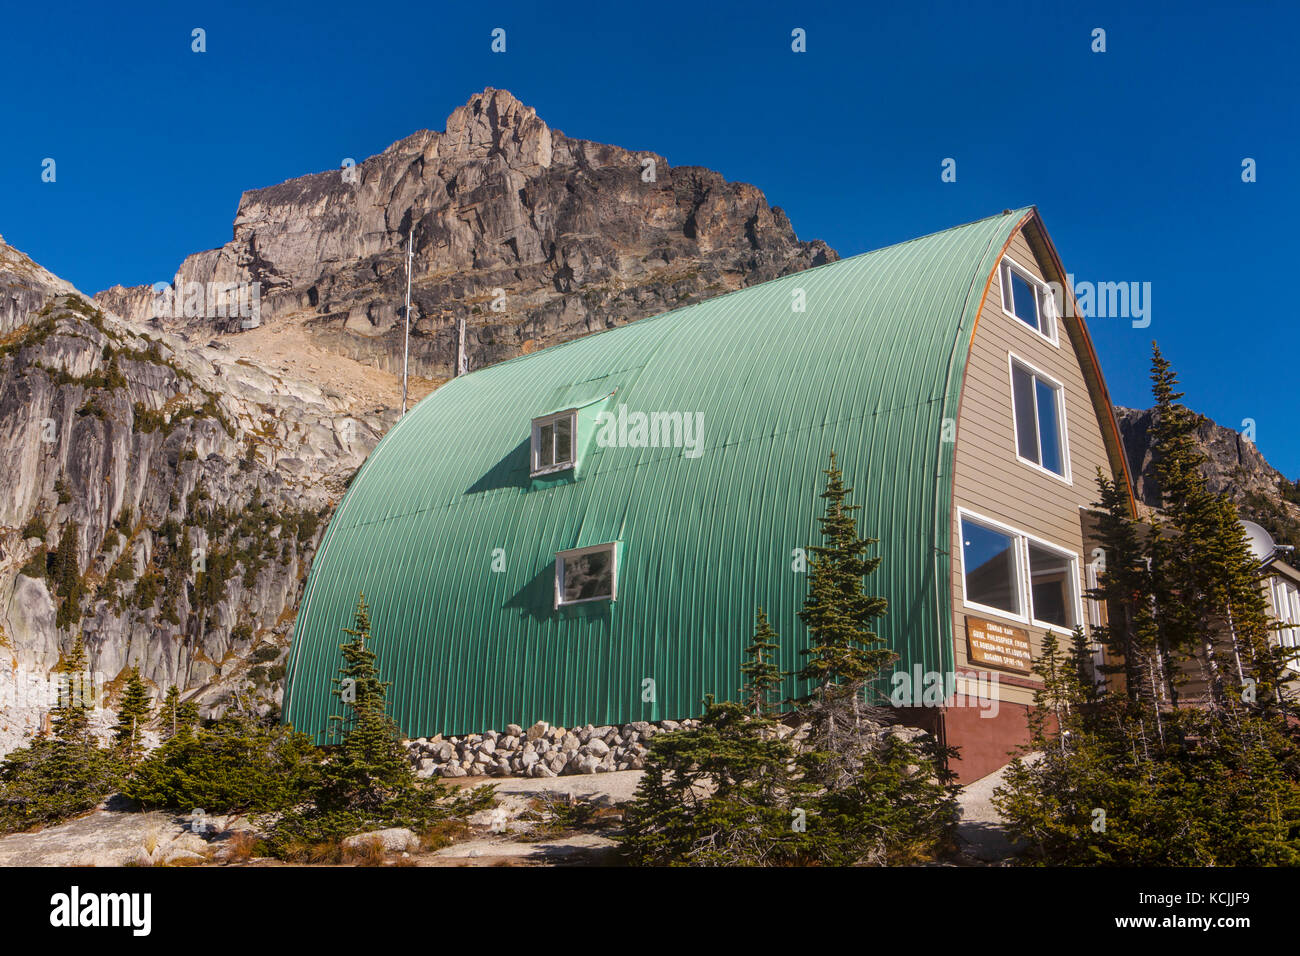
[{"x1": 1241, "y1": 520, "x2": 1277, "y2": 561}]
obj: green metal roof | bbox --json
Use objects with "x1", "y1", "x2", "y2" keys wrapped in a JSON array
[{"x1": 283, "y1": 209, "x2": 1032, "y2": 741}]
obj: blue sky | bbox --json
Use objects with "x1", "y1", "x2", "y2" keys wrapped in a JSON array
[{"x1": 3, "y1": 1, "x2": 1297, "y2": 474}]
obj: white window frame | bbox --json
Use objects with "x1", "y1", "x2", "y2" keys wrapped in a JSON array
[
  {"x1": 1024, "y1": 532, "x2": 1083, "y2": 632},
  {"x1": 531, "y1": 409, "x2": 577, "y2": 476},
  {"x1": 957, "y1": 508, "x2": 1084, "y2": 631},
  {"x1": 999, "y1": 256, "x2": 1058, "y2": 346},
  {"x1": 1008, "y1": 353, "x2": 1072, "y2": 485},
  {"x1": 957, "y1": 510, "x2": 1029, "y2": 624},
  {"x1": 555, "y1": 542, "x2": 618, "y2": 607}
]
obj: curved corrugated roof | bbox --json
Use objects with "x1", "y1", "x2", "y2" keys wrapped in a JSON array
[{"x1": 283, "y1": 208, "x2": 1033, "y2": 741}]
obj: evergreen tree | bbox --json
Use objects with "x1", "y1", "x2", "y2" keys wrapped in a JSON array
[
  {"x1": 739, "y1": 608, "x2": 785, "y2": 718},
  {"x1": 621, "y1": 694, "x2": 810, "y2": 866},
  {"x1": 158, "y1": 685, "x2": 182, "y2": 739},
  {"x1": 126, "y1": 710, "x2": 319, "y2": 814},
  {"x1": 995, "y1": 347, "x2": 1300, "y2": 864},
  {"x1": 994, "y1": 630, "x2": 1300, "y2": 865},
  {"x1": 798, "y1": 453, "x2": 894, "y2": 701},
  {"x1": 0, "y1": 638, "x2": 119, "y2": 833},
  {"x1": 112, "y1": 667, "x2": 152, "y2": 764},
  {"x1": 1149, "y1": 344, "x2": 1236, "y2": 708},
  {"x1": 317, "y1": 594, "x2": 417, "y2": 812},
  {"x1": 794, "y1": 453, "x2": 905, "y2": 793},
  {"x1": 1205, "y1": 496, "x2": 1292, "y2": 719},
  {"x1": 157, "y1": 684, "x2": 200, "y2": 741},
  {"x1": 49, "y1": 637, "x2": 93, "y2": 746},
  {"x1": 51, "y1": 521, "x2": 84, "y2": 630},
  {"x1": 1088, "y1": 471, "x2": 1158, "y2": 703}
]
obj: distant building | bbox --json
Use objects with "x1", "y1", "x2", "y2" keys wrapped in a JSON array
[
  {"x1": 1246, "y1": 521, "x2": 1300, "y2": 681},
  {"x1": 283, "y1": 207, "x2": 1137, "y2": 782}
]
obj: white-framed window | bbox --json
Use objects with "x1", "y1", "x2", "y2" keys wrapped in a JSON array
[
  {"x1": 555, "y1": 543, "x2": 618, "y2": 607},
  {"x1": 958, "y1": 509, "x2": 1082, "y2": 630},
  {"x1": 1026, "y1": 538, "x2": 1079, "y2": 630},
  {"x1": 999, "y1": 257, "x2": 1058, "y2": 344},
  {"x1": 1009, "y1": 355, "x2": 1070, "y2": 482},
  {"x1": 531, "y1": 410, "x2": 576, "y2": 476}
]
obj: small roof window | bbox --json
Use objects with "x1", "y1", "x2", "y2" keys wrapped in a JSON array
[
  {"x1": 555, "y1": 543, "x2": 618, "y2": 606},
  {"x1": 532, "y1": 410, "x2": 576, "y2": 476}
]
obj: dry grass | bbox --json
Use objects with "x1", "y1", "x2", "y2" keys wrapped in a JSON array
[
  {"x1": 160, "y1": 851, "x2": 209, "y2": 867},
  {"x1": 419, "y1": 819, "x2": 472, "y2": 852},
  {"x1": 280, "y1": 839, "x2": 343, "y2": 865},
  {"x1": 221, "y1": 830, "x2": 262, "y2": 864},
  {"x1": 141, "y1": 826, "x2": 163, "y2": 856},
  {"x1": 340, "y1": 837, "x2": 388, "y2": 867}
]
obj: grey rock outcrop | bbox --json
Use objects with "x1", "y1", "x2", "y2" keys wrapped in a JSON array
[
  {"x1": 0, "y1": 238, "x2": 387, "y2": 753},
  {"x1": 1115, "y1": 405, "x2": 1300, "y2": 547},
  {"x1": 96, "y1": 88, "x2": 835, "y2": 382}
]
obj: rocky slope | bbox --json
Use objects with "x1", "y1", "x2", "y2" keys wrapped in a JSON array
[
  {"x1": 0, "y1": 238, "x2": 390, "y2": 753},
  {"x1": 1116, "y1": 405, "x2": 1300, "y2": 547},
  {"x1": 96, "y1": 88, "x2": 835, "y2": 382}
]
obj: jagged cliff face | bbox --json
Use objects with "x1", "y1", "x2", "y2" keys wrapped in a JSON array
[
  {"x1": 1116, "y1": 406, "x2": 1300, "y2": 547},
  {"x1": 96, "y1": 88, "x2": 835, "y2": 381},
  {"x1": 0, "y1": 239, "x2": 389, "y2": 752}
]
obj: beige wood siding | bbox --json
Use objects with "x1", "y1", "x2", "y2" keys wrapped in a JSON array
[{"x1": 951, "y1": 224, "x2": 1114, "y2": 707}]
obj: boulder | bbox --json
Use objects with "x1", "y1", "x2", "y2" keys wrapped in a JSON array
[{"x1": 341, "y1": 828, "x2": 419, "y2": 853}]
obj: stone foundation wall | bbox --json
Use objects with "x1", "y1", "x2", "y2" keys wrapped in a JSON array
[{"x1": 405, "y1": 719, "x2": 702, "y2": 779}]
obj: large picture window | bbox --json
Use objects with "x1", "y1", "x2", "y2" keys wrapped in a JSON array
[
  {"x1": 1010, "y1": 357, "x2": 1069, "y2": 480},
  {"x1": 556, "y1": 543, "x2": 617, "y2": 606},
  {"x1": 960, "y1": 517, "x2": 1023, "y2": 617},
  {"x1": 959, "y1": 511, "x2": 1080, "y2": 628}
]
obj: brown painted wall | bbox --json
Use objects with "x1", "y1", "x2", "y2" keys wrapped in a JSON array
[{"x1": 941, "y1": 218, "x2": 1120, "y2": 776}]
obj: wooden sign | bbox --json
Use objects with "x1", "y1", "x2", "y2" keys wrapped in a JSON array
[{"x1": 966, "y1": 616, "x2": 1033, "y2": 674}]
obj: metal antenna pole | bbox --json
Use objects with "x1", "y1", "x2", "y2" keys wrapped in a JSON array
[
  {"x1": 402, "y1": 227, "x2": 413, "y2": 415},
  {"x1": 457, "y1": 316, "x2": 467, "y2": 376}
]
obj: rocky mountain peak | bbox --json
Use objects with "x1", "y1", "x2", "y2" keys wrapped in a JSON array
[
  {"x1": 441, "y1": 87, "x2": 553, "y2": 169},
  {"x1": 1115, "y1": 405, "x2": 1300, "y2": 549},
  {"x1": 95, "y1": 88, "x2": 835, "y2": 392}
]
